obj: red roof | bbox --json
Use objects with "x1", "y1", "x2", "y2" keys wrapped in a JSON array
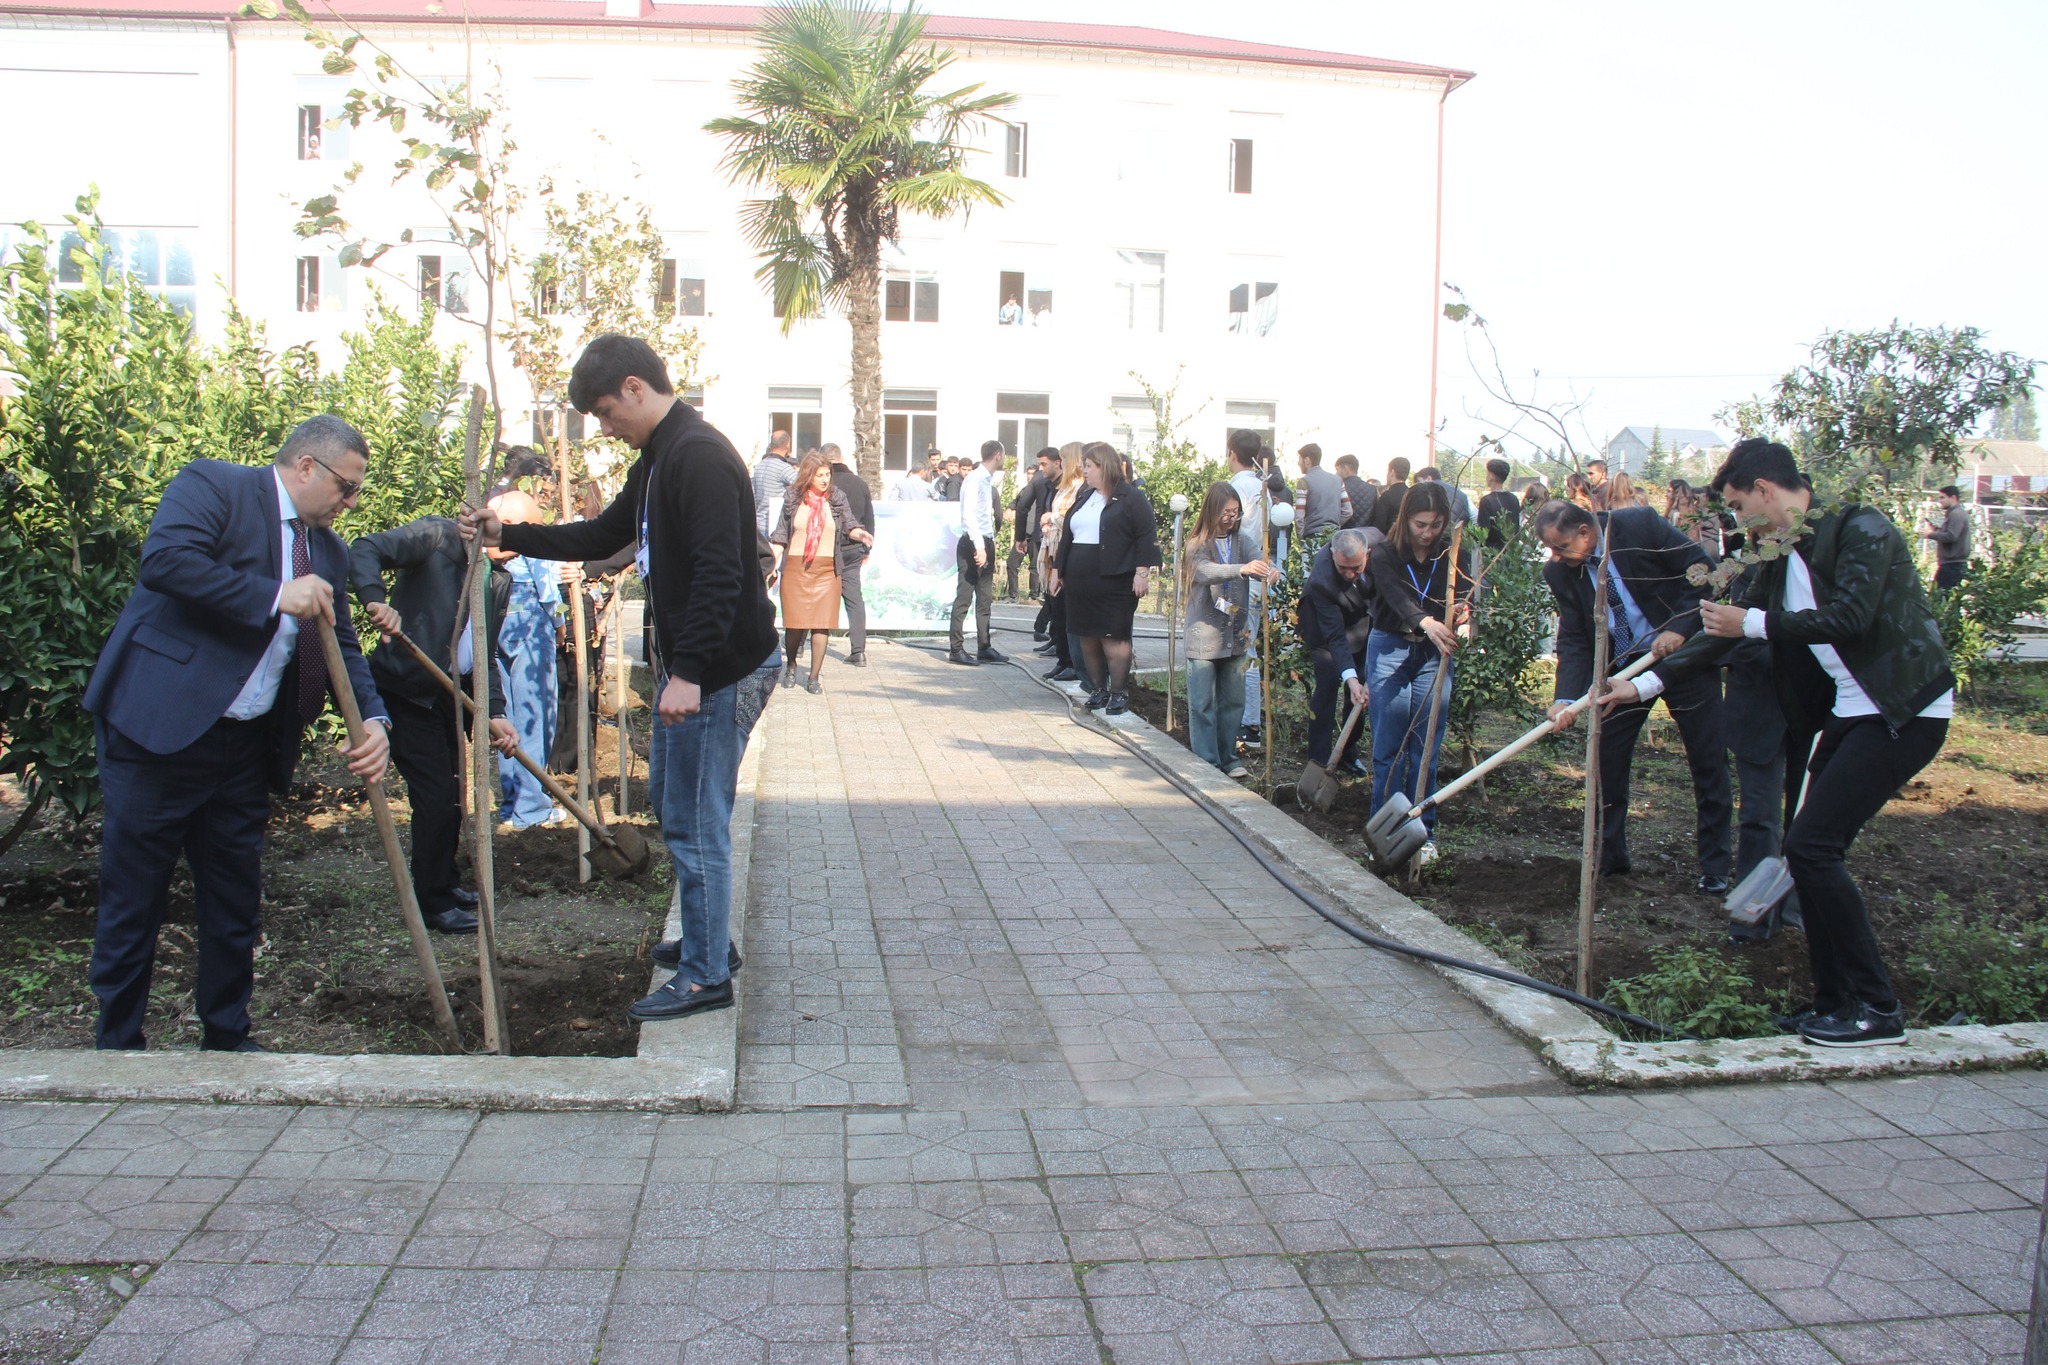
[{"x1": 0, "y1": 0, "x2": 1475, "y2": 84}]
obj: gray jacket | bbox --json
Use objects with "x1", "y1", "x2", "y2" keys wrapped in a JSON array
[
  {"x1": 1931, "y1": 504, "x2": 1972, "y2": 566},
  {"x1": 751, "y1": 453, "x2": 797, "y2": 537},
  {"x1": 1181, "y1": 530, "x2": 1260, "y2": 661}
]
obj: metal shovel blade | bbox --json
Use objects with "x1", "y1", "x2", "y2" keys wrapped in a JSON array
[
  {"x1": 1723, "y1": 856, "x2": 1793, "y2": 926},
  {"x1": 1295, "y1": 759, "x2": 1338, "y2": 813},
  {"x1": 1364, "y1": 794, "x2": 1429, "y2": 868},
  {"x1": 584, "y1": 822, "x2": 654, "y2": 880}
]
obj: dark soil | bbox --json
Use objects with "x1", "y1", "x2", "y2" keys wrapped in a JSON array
[
  {"x1": 0, "y1": 686, "x2": 666, "y2": 1058},
  {"x1": 1126, "y1": 666, "x2": 2048, "y2": 1030}
]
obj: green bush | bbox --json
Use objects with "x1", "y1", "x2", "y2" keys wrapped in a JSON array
[
  {"x1": 1930, "y1": 526, "x2": 2048, "y2": 690},
  {"x1": 1606, "y1": 946, "x2": 1778, "y2": 1039},
  {"x1": 1902, "y1": 893, "x2": 2048, "y2": 1026},
  {"x1": 1448, "y1": 525, "x2": 1553, "y2": 766}
]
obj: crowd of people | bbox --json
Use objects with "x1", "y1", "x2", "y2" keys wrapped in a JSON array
[{"x1": 76, "y1": 322, "x2": 1957, "y2": 1053}]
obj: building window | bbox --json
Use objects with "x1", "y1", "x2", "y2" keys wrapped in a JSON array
[
  {"x1": 1109, "y1": 394, "x2": 1156, "y2": 456},
  {"x1": 415, "y1": 253, "x2": 473, "y2": 314},
  {"x1": 297, "y1": 104, "x2": 325, "y2": 160},
  {"x1": 296, "y1": 256, "x2": 321, "y2": 313},
  {"x1": 768, "y1": 385, "x2": 824, "y2": 455},
  {"x1": 683, "y1": 383, "x2": 705, "y2": 410},
  {"x1": 531, "y1": 408, "x2": 587, "y2": 446},
  {"x1": 657, "y1": 258, "x2": 706, "y2": 317},
  {"x1": 995, "y1": 392, "x2": 1049, "y2": 461},
  {"x1": 293, "y1": 80, "x2": 350, "y2": 161},
  {"x1": 536, "y1": 269, "x2": 580, "y2": 316},
  {"x1": 996, "y1": 269, "x2": 1053, "y2": 327},
  {"x1": 1114, "y1": 250, "x2": 1165, "y2": 333},
  {"x1": 885, "y1": 268, "x2": 940, "y2": 323},
  {"x1": 1226, "y1": 401, "x2": 1277, "y2": 454},
  {"x1": 882, "y1": 388, "x2": 938, "y2": 472},
  {"x1": 1228, "y1": 138, "x2": 1254, "y2": 194},
  {"x1": 57, "y1": 227, "x2": 198, "y2": 317},
  {"x1": 1227, "y1": 281, "x2": 1279, "y2": 337},
  {"x1": 1004, "y1": 122, "x2": 1029, "y2": 179}
]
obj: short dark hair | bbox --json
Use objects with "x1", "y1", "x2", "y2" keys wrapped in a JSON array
[
  {"x1": 1710, "y1": 437, "x2": 1801, "y2": 496},
  {"x1": 567, "y1": 334, "x2": 673, "y2": 412},
  {"x1": 1587, "y1": 459, "x2": 1608, "y2": 473},
  {"x1": 1416, "y1": 466, "x2": 1441, "y2": 482},
  {"x1": 1227, "y1": 428, "x2": 1264, "y2": 467},
  {"x1": 277, "y1": 414, "x2": 370, "y2": 466},
  {"x1": 1486, "y1": 457, "x2": 1511, "y2": 483},
  {"x1": 498, "y1": 444, "x2": 550, "y2": 480},
  {"x1": 1938, "y1": 484, "x2": 1961, "y2": 499},
  {"x1": 981, "y1": 439, "x2": 1005, "y2": 462},
  {"x1": 1387, "y1": 456, "x2": 1411, "y2": 483},
  {"x1": 1298, "y1": 443, "x2": 1323, "y2": 466},
  {"x1": 1533, "y1": 498, "x2": 1596, "y2": 542},
  {"x1": 1037, "y1": 447, "x2": 1059, "y2": 463},
  {"x1": 1334, "y1": 454, "x2": 1359, "y2": 475}
]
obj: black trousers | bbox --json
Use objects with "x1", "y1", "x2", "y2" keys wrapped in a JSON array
[
  {"x1": 388, "y1": 692, "x2": 464, "y2": 915},
  {"x1": 1598, "y1": 663, "x2": 1732, "y2": 877},
  {"x1": 91, "y1": 714, "x2": 270, "y2": 1050},
  {"x1": 951, "y1": 535, "x2": 995, "y2": 652},
  {"x1": 1786, "y1": 714, "x2": 1946, "y2": 1011},
  {"x1": 1045, "y1": 590, "x2": 1072, "y2": 666},
  {"x1": 1725, "y1": 652, "x2": 1787, "y2": 881},
  {"x1": 1007, "y1": 540, "x2": 1041, "y2": 599},
  {"x1": 840, "y1": 555, "x2": 867, "y2": 653},
  {"x1": 1307, "y1": 645, "x2": 1367, "y2": 766},
  {"x1": 1935, "y1": 560, "x2": 1965, "y2": 591}
]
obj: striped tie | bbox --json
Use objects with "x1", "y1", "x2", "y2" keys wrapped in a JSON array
[{"x1": 290, "y1": 518, "x2": 328, "y2": 722}]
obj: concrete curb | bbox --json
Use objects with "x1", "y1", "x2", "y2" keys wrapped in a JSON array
[
  {"x1": 1026, "y1": 669, "x2": 2048, "y2": 1090},
  {"x1": 0, "y1": 727, "x2": 768, "y2": 1113}
]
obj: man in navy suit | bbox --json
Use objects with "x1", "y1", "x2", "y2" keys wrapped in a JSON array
[{"x1": 83, "y1": 416, "x2": 391, "y2": 1051}]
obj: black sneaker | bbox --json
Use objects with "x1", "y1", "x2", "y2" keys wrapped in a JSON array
[
  {"x1": 1798, "y1": 1001, "x2": 1906, "y2": 1048},
  {"x1": 1238, "y1": 725, "x2": 1262, "y2": 751},
  {"x1": 627, "y1": 977, "x2": 733, "y2": 1022},
  {"x1": 1047, "y1": 666, "x2": 1079, "y2": 682},
  {"x1": 651, "y1": 940, "x2": 743, "y2": 973},
  {"x1": 1696, "y1": 874, "x2": 1732, "y2": 896},
  {"x1": 847, "y1": 651, "x2": 867, "y2": 668},
  {"x1": 1084, "y1": 689, "x2": 1111, "y2": 711},
  {"x1": 1032, "y1": 629, "x2": 1049, "y2": 642},
  {"x1": 977, "y1": 647, "x2": 1008, "y2": 663},
  {"x1": 1104, "y1": 691, "x2": 1130, "y2": 716},
  {"x1": 1774, "y1": 999, "x2": 1838, "y2": 1033}
]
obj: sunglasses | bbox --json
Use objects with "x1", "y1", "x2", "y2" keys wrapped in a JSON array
[{"x1": 309, "y1": 453, "x2": 363, "y2": 499}]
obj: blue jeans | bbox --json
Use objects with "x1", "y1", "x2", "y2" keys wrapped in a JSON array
[
  {"x1": 1185, "y1": 654, "x2": 1248, "y2": 771},
  {"x1": 647, "y1": 680, "x2": 741, "y2": 988},
  {"x1": 1366, "y1": 629, "x2": 1453, "y2": 833},
  {"x1": 735, "y1": 641, "x2": 783, "y2": 755}
]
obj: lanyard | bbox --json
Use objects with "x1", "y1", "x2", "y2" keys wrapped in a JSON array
[
  {"x1": 1405, "y1": 554, "x2": 1439, "y2": 602},
  {"x1": 1216, "y1": 535, "x2": 1233, "y2": 565}
]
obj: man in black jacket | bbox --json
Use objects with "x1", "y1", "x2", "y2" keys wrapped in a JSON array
[
  {"x1": 1007, "y1": 449, "x2": 1056, "y2": 601},
  {"x1": 349, "y1": 516, "x2": 519, "y2": 933},
  {"x1": 1605, "y1": 439, "x2": 1955, "y2": 1047},
  {"x1": 1369, "y1": 457, "x2": 1411, "y2": 536},
  {"x1": 1537, "y1": 498, "x2": 1732, "y2": 891},
  {"x1": 1334, "y1": 455, "x2": 1376, "y2": 530},
  {"x1": 1297, "y1": 527, "x2": 1381, "y2": 776},
  {"x1": 463, "y1": 335, "x2": 776, "y2": 1024},
  {"x1": 825, "y1": 444, "x2": 876, "y2": 666}
]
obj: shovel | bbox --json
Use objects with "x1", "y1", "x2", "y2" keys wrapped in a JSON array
[
  {"x1": 1296, "y1": 699, "x2": 1366, "y2": 813},
  {"x1": 391, "y1": 629, "x2": 654, "y2": 879},
  {"x1": 1365, "y1": 653, "x2": 1658, "y2": 868},
  {"x1": 1725, "y1": 733, "x2": 1823, "y2": 927}
]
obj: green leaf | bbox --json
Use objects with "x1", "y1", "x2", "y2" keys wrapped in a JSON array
[
  {"x1": 238, "y1": 0, "x2": 278, "y2": 16},
  {"x1": 321, "y1": 52, "x2": 356, "y2": 75}
]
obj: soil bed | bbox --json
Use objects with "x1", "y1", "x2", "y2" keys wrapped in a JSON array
[
  {"x1": 0, "y1": 705, "x2": 666, "y2": 1058},
  {"x1": 1125, "y1": 665, "x2": 2048, "y2": 1032}
]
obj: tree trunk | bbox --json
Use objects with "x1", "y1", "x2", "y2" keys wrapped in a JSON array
[{"x1": 846, "y1": 249, "x2": 885, "y2": 495}]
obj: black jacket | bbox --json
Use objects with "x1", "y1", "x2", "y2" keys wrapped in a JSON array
[
  {"x1": 1369, "y1": 538, "x2": 1476, "y2": 639},
  {"x1": 1476, "y1": 489, "x2": 1522, "y2": 549},
  {"x1": 498, "y1": 400, "x2": 776, "y2": 693},
  {"x1": 1368, "y1": 481, "x2": 1408, "y2": 536},
  {"x1": 1543, "y1": 505, "x2": 1710, "y2": 701},
  {"x1": 348, "y1": 516, "x2": 508, "y2": 716},
  {"x1": 1655, "y1": 502, "x2": 1956, "y2": 732},
  {"x1": 1341, "y1": 476, "x2": 1376, "y2": 530},
  {"x1": 1297, "y1": 544, "x2": 1376, "y2": 656},
  {"x1": 1012, "y1": 470, "x2": 1053, "y2": 545},
  {"x1": 828, "y1": 465, "x2": 875, "y2": 571},
  {"x1": 1054, "y1": 486, "x2": 1162, "y2": 577}
]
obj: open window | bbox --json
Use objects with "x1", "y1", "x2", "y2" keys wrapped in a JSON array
[
  {"x1": 657, "y1": 257, "x2": 707, "y2": 317},
  {"x1": 882, "y1": 389, "x2": 938, "y2": 472},
  {"x1": 1228, "y1": 138, "x2": 1254, "y2": 194},
  {"x1": 1114, "y1": 250, "x2": 1165, "y2": 332},
  {"x1": 1227, "y1": 280, "x2": 1279, "y2": 337},
  {"x1": 417, "y1": 252, "x2": 475, "y2": 314},
  {"x1": 1004, "y1": 122, "x2": 1029, "y2": 178}
]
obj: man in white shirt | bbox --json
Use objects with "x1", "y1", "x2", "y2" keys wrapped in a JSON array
[
  {"x1": 1227, "y1": 429, "x2": 1271, "y2": 749},
  {"x1": 1599, "y1": 438, "x2": 1955, "y2": 1049},
  {"x1": 948, "y1": 440, "x2": 1008, "y2": 666}
]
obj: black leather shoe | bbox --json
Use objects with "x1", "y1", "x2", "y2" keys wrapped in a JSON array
[
  {"x1": 1104, "y1": 691, "x2": 1130, "y2": 716},
  {"x1": 947, "y1": 649, "x2": 979, "y2": 666},
  {"x1": 1034, "y1": 642, "x2": 1058, "y2": 656},
  {"x1": 1046, "y1": 665, "x2": 1078, "y2": 682},
  {"x1": 1798, "y1": 1001, "x2": 1906, "y2": 1048},
  {"x1": 424, "y1": 907, "x2": 479, "y2": 933},
  {"x1": 204, "y1": 1037, "x2": 266, "y2": 1053},
  {"x1": 1696, "y1": 874, "x2": 1732, "y2": 896},
  {"x1": 977, "y1": 647, "x2": 1008, "y2": 663},
  {"x1": 1601, "y1": 861, "x2": 1634, "y2": 877},
  {"x1": 847, "y1": 651, "x2": 867, "y2": 668},
  {"x1": 1084, "y1": 689, "x2": 1110, "y2": 711},
  {"x1": 1337, "y1": 757, "x2": 1370, "y2": 778},
  {"x1": 449, "y1": 886, "x2": 479, "y2": 909},
  {"x1": 627, "y1": 977, "x2": 734, "y2": 1021},
  {"x1": 651, "y1": 940, "x2": 743, "y2": 974},
  {"x1": 1032, "y1": 629, "x2": 1049, "y2": 642}
]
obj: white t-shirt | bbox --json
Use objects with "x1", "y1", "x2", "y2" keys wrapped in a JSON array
[
  {"x1": 1069, "y1": 494, "x2": 1105, "y2": 545},
  {"x1": 1775, "y1": 549, "x2": 1952, "y2": 720}
]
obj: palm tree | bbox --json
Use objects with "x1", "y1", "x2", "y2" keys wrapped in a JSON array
[{"x1": 707, "y1": 0, "x2": 1016, "y2": 489}]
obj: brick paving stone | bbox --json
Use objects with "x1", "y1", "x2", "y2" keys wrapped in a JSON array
[
  {"x1": 0, "y1": 1101, "x2": 115, "y2": 1196},
  {"x1": 175, "y1": 1178, "x2": 436, "y2": 1266},
  {"x1": 50, "y1": 1102, "x2": 292, "y2": 1180},
  {"x1": 625, "y1": 1181, "x2": 845, "y2": 1272},
  {"x1": 338, "y1": 1267, "x2": 612, "y2": 1363},
  {"x1": 0, "y1": 1170, "x2": 233, "y2": 1262},
  {"x1": 1079, "y1": 1256, "x2": 1349, "y2": 1365},
  {"x1": 1298, "y1": 1244, "x2": 1578, "y2": 1360},
  {"x1": 601, "y1": 1268, "x2": 847, "y2": 1365},
  {"x1": 75, "y1": 1261, "x2": 383, "y2": 1365},
  {"x1": 849, "y1": 1263, "x2": 1096, "y2": 1365},
  {"x1": 398, "y1": 1182, "x2": 640, "y2": 1270},
  {"x1": 250, "y1": 1108, "x2": 477, "y2": 1184},
  {"x1": 850, "y1": 1179, "x2": 1065, "y2": 1268}
]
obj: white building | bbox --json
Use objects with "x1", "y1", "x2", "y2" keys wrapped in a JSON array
[
  {"x1": 1603, "y1": 425, "x2": 1727, "y2": 478},
  {"x1": 0, "y1": 0, "x2": 1472, "y2": 480}
]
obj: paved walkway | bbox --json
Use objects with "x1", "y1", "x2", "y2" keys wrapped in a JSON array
[{"x1": 2, "y1": 642, "x2": 2043, "y2": 1362}]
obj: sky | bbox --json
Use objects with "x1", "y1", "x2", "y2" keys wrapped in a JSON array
[{"x1": 933, "y1": 0, "x2": 2048, "y2": 459}]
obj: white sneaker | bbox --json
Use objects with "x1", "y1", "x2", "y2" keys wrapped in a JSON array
[
  {"x1": 1225, "y1": 763, "x2": 1250, "y2": 779},
  {"x1": 1416, "y1": 841, "x2": 1440, "y2": 867}
]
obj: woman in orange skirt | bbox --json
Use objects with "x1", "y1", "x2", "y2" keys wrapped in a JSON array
[{"x1": 770, "y1": 450, "x2": 872, "y2": 693}]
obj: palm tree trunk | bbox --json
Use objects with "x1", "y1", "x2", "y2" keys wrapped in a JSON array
[{"x1": 847, "y1": 251, "x2": 884, "y2": 495}]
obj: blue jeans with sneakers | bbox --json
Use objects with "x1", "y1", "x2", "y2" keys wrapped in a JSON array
[
  {"x1": 646, "y1": 679, "x2": 741, "y2": 989},
  {"x1": 1366, "y1": 629, "x2": 1453, "y2": 835}
]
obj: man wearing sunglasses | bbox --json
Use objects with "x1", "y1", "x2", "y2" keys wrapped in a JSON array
[{"x1": 84, "y1": 415, "x2": 392, "y2": 1052}]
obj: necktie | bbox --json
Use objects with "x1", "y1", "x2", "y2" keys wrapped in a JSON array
[
  {"x1": 1602, "y1": 554, "x2": 1637, "y2": 659},
  {"x1": 290, "y1": 517, "x2": 328, "y2": 722}
]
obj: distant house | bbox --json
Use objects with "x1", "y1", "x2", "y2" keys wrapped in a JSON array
[
  {"x1": 1604, "y1": 426, "x2": 1727, "y2": 477},
  {"x1": 1963, "y1": 439, "x2": 2048, "y2": 503}
]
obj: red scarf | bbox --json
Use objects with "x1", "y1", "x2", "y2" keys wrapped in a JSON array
[{"x1": 801, "y1": 490, "x2": 828, "y2": 561}]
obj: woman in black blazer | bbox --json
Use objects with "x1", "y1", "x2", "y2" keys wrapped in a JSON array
[{"x1": 1049, "y1": 441, "x2": 1161, "y2": 715}]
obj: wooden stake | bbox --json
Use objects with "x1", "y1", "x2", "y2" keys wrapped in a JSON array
[
  {"x1": 460, "y1": 385, "x2": 510, "y2": 1054},
  {"x1": 312, "y1": 618, "x2": 462, "y2": 1050},
  {"x1": 556, "y1": 416, "x2": 592, "y2": 885},
  {"x1": 1577, "y1": 561, "x2": 1612, "y2": 998}
]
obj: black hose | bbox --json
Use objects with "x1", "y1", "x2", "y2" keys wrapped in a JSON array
[{"x1": 965, "y1": 645, "x2": 1688, "y2": 1041}]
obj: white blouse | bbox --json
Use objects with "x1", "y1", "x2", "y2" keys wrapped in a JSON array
[{"x1": 1069, "y1": 495, "x2": 1105, "y2": 546}]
